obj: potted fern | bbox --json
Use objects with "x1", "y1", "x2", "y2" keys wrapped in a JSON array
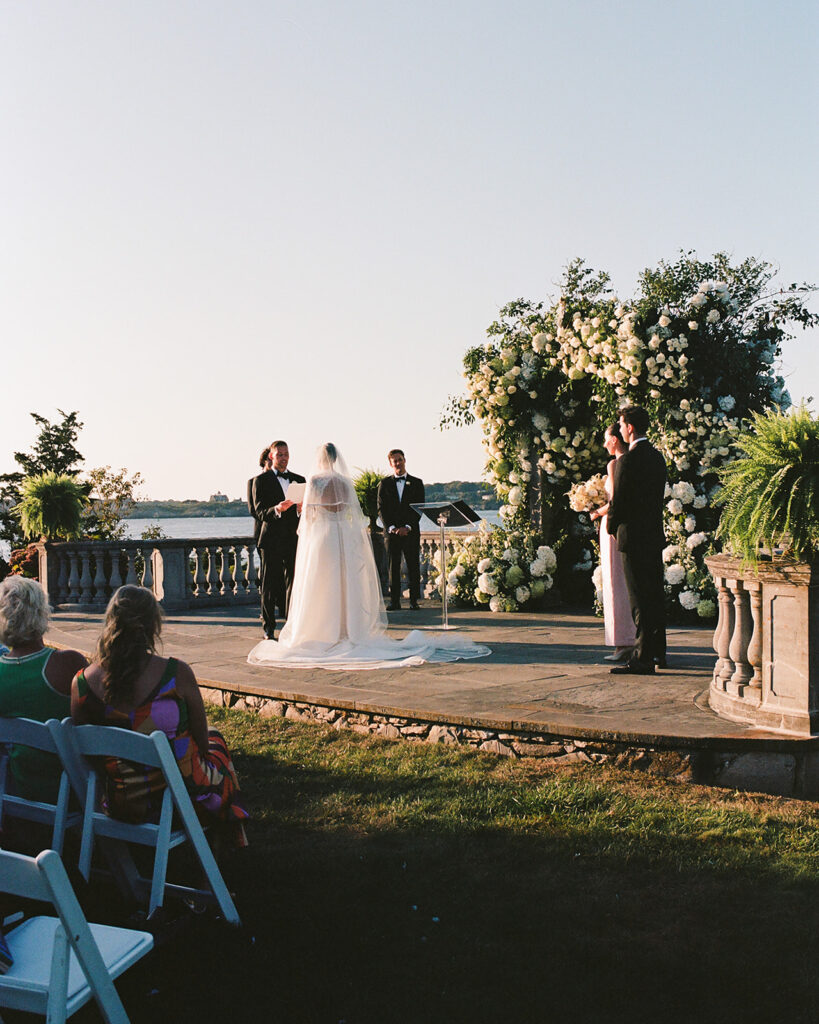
[
  {"x1": 715, "y1": 404, "x2": 819, "y2": 564},
  {"x1": 16, "y1": 472, "x2": 87, "y2": 541}
]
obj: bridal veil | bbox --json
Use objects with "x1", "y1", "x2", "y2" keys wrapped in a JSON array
[{"x1": 247, "y1": 442, "x2": 490, "y2": 670}]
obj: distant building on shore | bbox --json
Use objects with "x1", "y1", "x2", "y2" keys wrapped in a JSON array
[{"x1": 209, "y1": 491, "x2": 229, "y2": 503}]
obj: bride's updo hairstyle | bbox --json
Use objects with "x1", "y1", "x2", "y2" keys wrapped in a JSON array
[
  {"x1": 95, "y1": 585, "x2": 163, "y2": 704},
  {"x1": 317, "y1": 442, "x2": 338, "y2": 471}
]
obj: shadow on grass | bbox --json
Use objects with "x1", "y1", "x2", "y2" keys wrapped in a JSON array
[{"x1": 69, "y1": 716, "x2": 819, "y2": 1024}]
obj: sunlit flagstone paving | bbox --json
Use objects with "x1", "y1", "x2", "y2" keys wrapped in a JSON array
[{"x1": 46, "y1": 602, "x2": 807, "y2": 749}]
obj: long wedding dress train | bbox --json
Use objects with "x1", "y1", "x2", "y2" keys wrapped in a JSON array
[{"x1": 247, "y1": 444, "x2": 490, "y2": 671}]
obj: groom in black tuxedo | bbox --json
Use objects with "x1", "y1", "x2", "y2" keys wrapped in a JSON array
[
  {"x1": 607, "y1": 406, "x2": 668, "y2": 674},
  {"x1": 247, "y1": 440, "x2": 305, "y2": 639},
  {"x1": 377, "y1": 449, "x2": 425, "y2": 611}
]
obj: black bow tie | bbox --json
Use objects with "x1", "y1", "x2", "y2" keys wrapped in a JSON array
[
  {"x1": 396, "y1": 476, "x2": 407, "y2": 482},
  {"x1": 276, "y1": 472, "x2": 289, "y2": 480}
]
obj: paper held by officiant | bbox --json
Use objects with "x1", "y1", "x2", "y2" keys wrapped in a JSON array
[{"x1": 286, "y1": 482, "x2": 306, "y2": 504}]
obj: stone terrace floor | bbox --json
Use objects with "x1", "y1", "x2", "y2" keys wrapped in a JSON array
[{"x1": 45, "y1": 602, "x2": 816, "y2": 752}]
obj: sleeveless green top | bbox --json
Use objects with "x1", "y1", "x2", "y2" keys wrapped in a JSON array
[{"x1": 0, "y1": 648, "x2": 70, "y2": 802}]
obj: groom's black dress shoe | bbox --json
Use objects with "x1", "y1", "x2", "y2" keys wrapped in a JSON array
[
  {"x1": 386, "y1": 603, "x2": 401, "y2": 612},
  {"x1": 654, "y1": 656, "x2": 668, "y2": 669},
  {"x1": 409, "y1": 601, "x2": 421, "y2": 610},
  {"x1": 610, "y1": 660, "x2": 656, "y2": 676}
]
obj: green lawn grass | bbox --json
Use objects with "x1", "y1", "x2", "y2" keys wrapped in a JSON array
[{"x1": 112, "y1": 707, "x2": 819, "y2": 1024}]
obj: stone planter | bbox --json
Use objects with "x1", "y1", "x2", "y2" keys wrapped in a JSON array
[{"x1": 705, "y1": 554, "x2": 818, "y2": 735}]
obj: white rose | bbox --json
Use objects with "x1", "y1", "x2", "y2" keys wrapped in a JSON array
[
  {"x1": 507, "y1": 487, "x2": 523, "y2": 507},
  {"x1": 688, "y1": 321, "x2": 699, "y2": 330},
  {"x1": 706, "y1": 309, "x2": 721, "y2": 324},
  {"x1": 658, "y1": 315, "x2": 671, "y2": 328}
]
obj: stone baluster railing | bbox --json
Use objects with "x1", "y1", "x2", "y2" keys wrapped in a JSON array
[
  {"x1": 38, "y1": 538, "x2": 261, "y2": 612},
  {"x1": 705, "y1": 554, "x2": 817, "y2": 735},
  {"x1": 38, "y1": 533, "x2": 475, "y2": 613}
]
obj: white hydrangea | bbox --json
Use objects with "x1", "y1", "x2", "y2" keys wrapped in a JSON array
[
  {"x1": 684, "y1": 516, "x2": 697, "y2": 533},
  {"x1": 662, "y1": 545, "x2": 680, "y2": 563},
  {"x1": 665, "y1": 564, "x2": 686, "y2": 586},
  {"x1": 679, "y1": 589, "x2": 700, "y2": 610},
  {"x1": 672, "y1": 480, "x2": 696, "y2": 504},
  {"x1": 515, "y1": 585, "x2": 530, "y2": 605},
  {"x1": 536, "y1": 545, "x2": 557, "y2": 572},
  {"x1": 592, "y1": 564, "x2": 603, "y2": 594},
  {"x1": 477, "y1": 558, "x2": 492, "y2": 573},
  {"x1": 692, "y1": 495, "x2": 707, "y2": 509},
  {"x1": 489, "y1": 595, "x2": 503, "y2": 612},
  {"x1": 706, "y1": 309, "x2": 721, "y2": 324},
  {"x1": 508, "y1": 486, "x2": 523, "y2": 507},
  {"x1": 477, "y1": 573, "x2": 498, "y2": 595},
  {"x1": 686, "y1": 532, "x2": 707, "y2": 549},
  {"x1": 718, "y1": 395, "x2": 736, "y2": 411},
  {"x1": 667, "y1": 499, "x2": 683, "y2": 515}
]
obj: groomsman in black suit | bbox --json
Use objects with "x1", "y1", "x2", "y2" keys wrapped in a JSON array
[
  {"x1": 377, "y1": 449, "x2": 425, "y2": 611},
  {"x1": 607, "y1": 406, "x2": 668, "y2": 674},
  {"x1": 247, "y1": 440, "x2": 305, "y2": 639}
]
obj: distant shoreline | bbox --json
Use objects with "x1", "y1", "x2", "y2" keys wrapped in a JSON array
[{"x1": 129, "y1": 481, "x2": 497, "y2": 519}]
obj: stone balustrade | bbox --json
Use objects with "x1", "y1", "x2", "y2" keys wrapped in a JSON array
[
  {"x1": 37, "y1": 538, "x2": 260, "y2": 612},
  {"x1": 705, "y1": 554, "x2": 818, "y2": 735},
  {"x1": 36, "y1": 528, "x2": 479, "y2": 612}
]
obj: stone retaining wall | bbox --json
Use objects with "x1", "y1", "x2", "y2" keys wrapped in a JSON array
[{"x1": 200, "y1": 685, "x2": 819, "y2": 800}]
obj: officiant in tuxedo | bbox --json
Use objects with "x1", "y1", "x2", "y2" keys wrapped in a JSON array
[
  {"x1": 377, "y1": 449, "x2": 425, "y2": 611},
  {"x1": 606, "y1": 406, "x2": 668, "y2": 675},
  {"x1": 247, "y1": 440, "x2": 305, "y2": 639}
]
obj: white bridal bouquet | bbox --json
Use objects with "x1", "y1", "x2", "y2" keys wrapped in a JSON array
[{"x1": 567, "y1": 474, "x2": 607, "y2": 513}]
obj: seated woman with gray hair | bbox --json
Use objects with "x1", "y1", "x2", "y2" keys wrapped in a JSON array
[{"x1": 0, "y1": 576, "x2": 87, "y2": 801}]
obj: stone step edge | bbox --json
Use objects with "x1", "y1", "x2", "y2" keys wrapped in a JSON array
[{"x1": 198, "y1": 682, "x2": 819, "y2": 801}]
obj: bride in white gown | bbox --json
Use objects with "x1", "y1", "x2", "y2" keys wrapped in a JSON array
[{"x1": 247, "y1": 443, "x2": 490, "y2": 670}]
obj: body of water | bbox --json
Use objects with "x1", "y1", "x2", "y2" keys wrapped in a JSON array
[
  {"x1": 124, "y1": 510, "x2": 502, "y2": 541},
  {"x1": 0, "y1": 511, "x2": 502, "y2": 560}
]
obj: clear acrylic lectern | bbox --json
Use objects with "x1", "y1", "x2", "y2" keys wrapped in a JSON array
[{"x1": 411, "y1": 500, "x2": 482, "y2": 629}]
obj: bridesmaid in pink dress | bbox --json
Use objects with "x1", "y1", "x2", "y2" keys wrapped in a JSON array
[{"x1": 589, "y1": 423, "x2": 636, "y2": 662}]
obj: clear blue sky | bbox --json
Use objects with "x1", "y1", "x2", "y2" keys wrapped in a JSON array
[{"x1": 2, "y1": 0, "x2": 816, "y2": 499}]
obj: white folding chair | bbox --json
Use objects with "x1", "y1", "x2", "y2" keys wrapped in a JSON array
[
  {"x1": 0, "y1": 716, "x2": 82, "y2": 854},
  {"x1": 54, "y1": 720, "x2": 241, "y2": 926},
  {"x1": 0, "y1": 847, "x2": 153, "y2": 1023}
]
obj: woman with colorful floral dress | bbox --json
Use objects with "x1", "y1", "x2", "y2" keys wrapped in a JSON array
[{"x1": 71, "y1": 585, "x2": 248, "y2": 848}]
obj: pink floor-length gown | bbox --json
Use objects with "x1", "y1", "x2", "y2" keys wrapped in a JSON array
[{"x1": 600, "y1": 469, "x2": 636, "y2": 648}]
